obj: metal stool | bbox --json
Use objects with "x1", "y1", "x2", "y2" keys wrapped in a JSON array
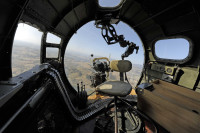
[{"x1": 96, "y1": 60, "x2": 132, "y2": 133}]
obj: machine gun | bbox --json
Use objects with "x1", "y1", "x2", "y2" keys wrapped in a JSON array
[
  {"x1": 90, "y1": 21, "x2": 139, "y2": 85},
  {"x1": 90, "y1": 57, "x2": 110, "y2": 87}
]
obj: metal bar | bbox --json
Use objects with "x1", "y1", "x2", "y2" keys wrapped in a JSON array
[
  {"x1": 120, "y1": 72, "x2": 124, "y2": 81},
  {"x1": 114, "y1": 96, "x2": 118, "y2": 133},
  {"x1": 45, "y1": 43, "x2": 60, "y2": 48},
  {"x1": 45, "y1": 57, "x2": 59, "y2": 60},
  {"x1": 40, "y1": 32, "x2": 47, "y2": 64}
]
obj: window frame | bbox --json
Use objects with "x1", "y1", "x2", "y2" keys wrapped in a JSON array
[{"x1": 152, "y1": 36, "x2": 193, "y2": 64}]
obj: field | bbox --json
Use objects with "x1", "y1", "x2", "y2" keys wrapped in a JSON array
[
  {"x1": 65, "y1": 51, "x2": 143, "y2": 93},
  {"x1": 12, "y1": 41, "x2": 40, "y2": 76},
  {"x1": 12, "y1": 41, "x2": 143, "y2": 94}
]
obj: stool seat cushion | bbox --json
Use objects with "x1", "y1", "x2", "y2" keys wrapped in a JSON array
[{"x1": 96, "y1": 81, "x2": 132, "y2": 97}]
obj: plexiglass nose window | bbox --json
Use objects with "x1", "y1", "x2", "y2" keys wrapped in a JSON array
[{"x1": 64, "y1": 21, "x2": 144, "y2": 94}]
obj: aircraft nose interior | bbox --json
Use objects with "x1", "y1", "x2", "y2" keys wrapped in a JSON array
[{"x1": 0, "y1": 0, "x2": 200, "y2": 133}]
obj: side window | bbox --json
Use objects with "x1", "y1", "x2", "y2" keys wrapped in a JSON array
[
  {"x1": 12, "y1": 23, "x2": 43, "y2": 76},
  {"x1": 46, "y1": 32, "x2": 61, "y2": 44},
  {"x1": 154, "y1": 38, "x2": 191, "y2": 62},
  {"x1": 45, "y1": 32, "x2": 61, "y2": 59},
  {"x1": 46, "y1": 47, "x2": 59, "y2": 58}
]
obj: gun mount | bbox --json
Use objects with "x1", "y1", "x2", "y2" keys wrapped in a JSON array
[{"x1": 95, "y1": 20, "x2": 139, "y2": 60}]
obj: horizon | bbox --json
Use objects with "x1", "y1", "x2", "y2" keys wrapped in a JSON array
[
  {"x1": 13, "y1": 40, "x2": 143, "y2": 66},
  {"x1": 14, "y1": 21, "x2": 145, "y2": 65}
]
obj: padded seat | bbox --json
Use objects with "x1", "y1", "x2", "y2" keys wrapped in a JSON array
[
  {"x1": 96, "y1": 60, "x2": 133, "y2": 133},
  {"x1": 96, "y1": 81, "x2": 132, "y2": 97}
]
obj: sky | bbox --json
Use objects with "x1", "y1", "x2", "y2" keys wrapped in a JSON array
[
  {"x1": 14, "y1": 23, "x2": 43, "y2": 45},
  {"x1": 13, "y1": 0, "x2": 190, "y2": 65},
  {"x1": 14, "y1": 21, "x2": 190, "y2": 65},
  {"x1": 14, "y1": 21, "x2": 145, "y2": 65},
  {"x1": 14, "y1": 23, "x2": 61, "y2": 45},
  {"x1": 98, "y1": 0, "x2": 121, "y2": 7},
  {"x1": 66, "y1": 21, "x2": 145, "y2": 65}
]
